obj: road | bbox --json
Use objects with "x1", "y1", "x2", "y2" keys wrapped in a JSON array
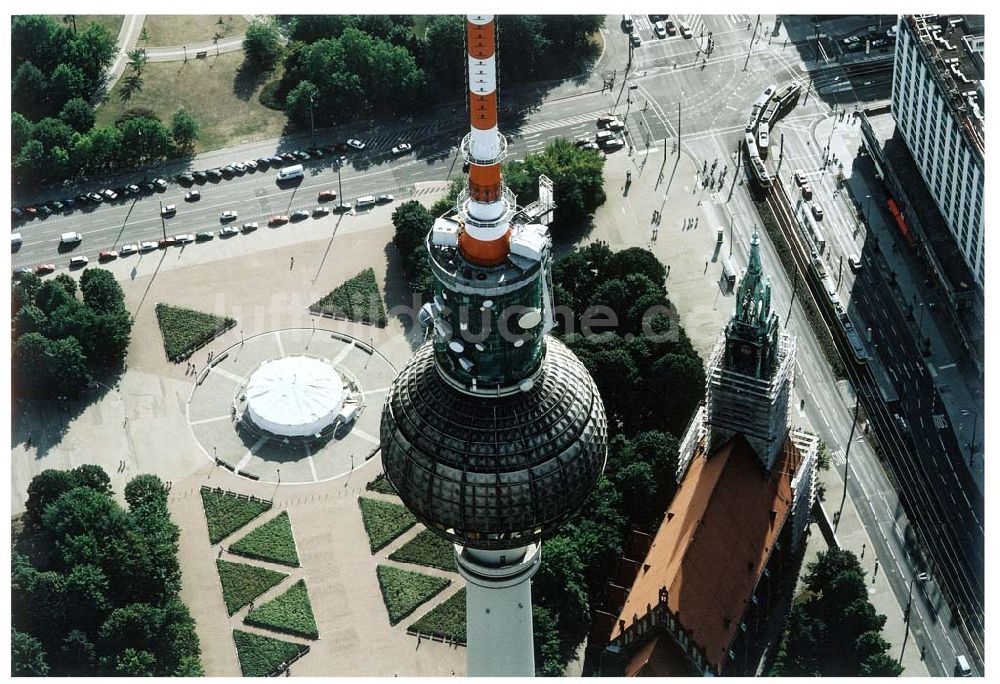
[{"x1": 11, "y1": 12, "x2": 981, "y2": 676}]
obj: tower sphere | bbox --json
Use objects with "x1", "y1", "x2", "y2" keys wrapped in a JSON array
[{"x1": 381, "y1": 337, "x2": 607, "y2": 551}]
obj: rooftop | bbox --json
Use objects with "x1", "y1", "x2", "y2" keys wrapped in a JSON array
[
  {"x1": 863, "y1": 107, "x2": 976, "y2": 296},
  {"x1": 904, "y1": 15, "x2": 985, "y2": 157},
  {"x1": 609, "y1": 434, "x2": 802, "y2": 674}
]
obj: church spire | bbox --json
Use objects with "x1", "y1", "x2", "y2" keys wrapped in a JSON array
[{"x1": 724, "y1": 230, "x2": 779, "y2": 380}]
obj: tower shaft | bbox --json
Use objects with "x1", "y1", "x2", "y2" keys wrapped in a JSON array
[{"x1": 456, "y1": 545, "x2": 540, "y2": 677}]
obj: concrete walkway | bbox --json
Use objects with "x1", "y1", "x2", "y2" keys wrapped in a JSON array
[{"x1": 102, "y1": 15, "x2": 145, "y2": 99}]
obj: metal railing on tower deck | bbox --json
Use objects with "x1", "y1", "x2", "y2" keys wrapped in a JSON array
[{"x1": 461, "y1": 131, "x2": 509, "y2": 166}]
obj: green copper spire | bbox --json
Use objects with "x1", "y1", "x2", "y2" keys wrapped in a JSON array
[{"x1": 725, "y1": 231, "x2": 780, "y2": 379}]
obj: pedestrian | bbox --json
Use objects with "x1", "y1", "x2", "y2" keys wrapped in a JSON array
[
  {"x1": 873, "y1": 559, "x2": 880, "y2": 581},
  {"x1": 218, "y1": 547, "x2": 223, "y2": 558},
  {"x1": 192, "y1": 364, "x2": 196, "y2": 374},
  {"x1": 920, "y1": 645, "x2": 926, "y2": 661},
  {"x1": 861, "y1": 542, "x2": 866, "y2": 558},
  {"x1": 290, "y1": 256, "x2": 294, "y2": 269},
  {"x1": 666, "y1": 265, "x2": 670, "y2": 277},
  {"x1": 704, "y1": 260, "x2": 709, "y2": 272},
  {"x1": 695, "y1": 218, "x2": 699, "y2": 227},
  {"x1": 123, "y1": 416, "x2": 128, "y2": 428}
]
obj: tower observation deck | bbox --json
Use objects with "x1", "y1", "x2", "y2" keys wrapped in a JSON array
[{"x1": 380, "y1": 14, "x2": 607, "y2": 677}]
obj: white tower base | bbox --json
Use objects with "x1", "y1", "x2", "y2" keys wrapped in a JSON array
[{"x1": 455, "y1": 543, "x2": 541, "y2": 677}]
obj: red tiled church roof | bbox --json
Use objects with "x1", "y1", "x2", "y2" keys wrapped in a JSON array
[{"x1": 611, "y1": 434, "x2": 802, "y2": 674}]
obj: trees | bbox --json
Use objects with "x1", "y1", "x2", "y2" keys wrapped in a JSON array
[
  {"x1": 503, "y1": 138, "x2": 606, "y2": 235},
  {"x1": 12, "y1": 629, "x2": 50, "y2": 676},
  {"x1": 771, "y1": 549, "x2": 901, "y2": 677},
  {"x1": 421, "y1": 15, "x2": 466, "y2": 89},
  {"x1": 390, "y1": 200, "x2": 435, "y2": 296},
  {"x1": 13, "y1": 471, "x2": 202, "y2": 675},
  {"x1": 284, "y1": 80, "x2": 320, "y2": 128},
  {"x1": 170, "y1": 107, "x2": 200, "y2": 153},
  {"x1": 243, "y1": 18, "x2": 283, "y2": 72},
  {"x1": 59, "y1": 97, "x2": 96, "y2": 133}
]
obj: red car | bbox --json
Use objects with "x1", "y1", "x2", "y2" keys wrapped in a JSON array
[
  {"x1": 318, "y1": 190, "x2": 337, "y2": 202},
  {"x1": 99, "y1": 250, "x2": 119, "y2": 261},
  {"x1": 158, "y1": 238, "x2": 177, "y2": 248},
  {"x1": 35, "y1": 264, "x2": 55, "y2": 275},
  {"x1": 269, "y1": 215, "x2": 289, "y2": 226}
]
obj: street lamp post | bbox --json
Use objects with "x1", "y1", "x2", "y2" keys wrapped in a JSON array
[
  {"x1": 309, "y1": 93, "x2": 317, "y2": 149},
  {"x1": 905, "y1": 572, "x2": 929, "y2": 626}
]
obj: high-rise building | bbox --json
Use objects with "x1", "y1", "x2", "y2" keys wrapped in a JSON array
[
  {"x1": 598, "y1": 233, "x2": 817, "y2": 676},
  {"x1": 892, "y1": 15, "x2": 984, "y2": 288},
  {"x1": 380, "y1": 15, "x2": 607, "y2": 677}
]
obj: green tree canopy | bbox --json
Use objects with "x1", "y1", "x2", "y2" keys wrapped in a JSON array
[
  {"x1": 12, "y1": 629, "x2": 50, "y2": 676},
  {"x1": 59, "y1": 97, "x2": 96, "y2": 133},
  {"x1": 170, "y1": 107, "x2": 200, "y2": 153},
  {"x1": 243, "y1": 18, "x2": 283, "y2": 71}
]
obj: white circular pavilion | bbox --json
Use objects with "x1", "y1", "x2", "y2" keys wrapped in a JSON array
[{"x1": 244, "y1": 356, "x2": 345, "y2": 437}]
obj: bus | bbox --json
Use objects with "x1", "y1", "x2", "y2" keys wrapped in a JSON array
[
  {"x1": 750, "y1": 157, "x2": 772, "y2": 187},
  {"x1": 774, "y1": 82, "x2": 802, "y2": 119},
  {"x1": 754, "y1": 84, "x2": 778, "y2": 111}
]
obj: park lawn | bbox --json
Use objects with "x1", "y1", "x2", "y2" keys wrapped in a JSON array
[
  {"x1": 358, "y1": 497, "x2": 417, "y2": 553},
  {"x1": 376, "y1": 565, "x2": 451, "y2": 626},
  {"x1": 201, "y1": 488, "x2": 272, "y2": 544},
  {"x1": 141, "y1": 15, "x2": 248, "y2": 47},
  {"x1": 232, "y1": 629, "x2": 306, "y2": 677},
  {"x1": 388, "y1": 529, "x2": 456, "y2": 572},
  {"x1": 75, "y1": 15, "x2": 124, "y2": 37},
  {"x1": 310, "y1": 268, "x2": 388, "y2": 327},
  {"x1": 154, "y1": 303, "x2": 235, "y2": 362},
  {"x1": 245, "y1": 579, "x2": 319, "y2": 639},
  {"x1": 409, "y1": 588, "x2": 466, "y2": 643},
  {"x1": 95, "y1": 50, "x2": 288, "y2": 153},
  {"x1": 230, "y1": 511, "x2": 301, "y2": 567},
  {"x1": 365, "y1": 472, "x2": 397, "y2": 496},
  {"x1": 216, "y1": 559, "x2": 288, "y2": 615}
]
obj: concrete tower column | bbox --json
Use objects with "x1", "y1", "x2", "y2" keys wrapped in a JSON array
[{"x1": 455, "y1": 544, "x2": 541, "y2": 676}]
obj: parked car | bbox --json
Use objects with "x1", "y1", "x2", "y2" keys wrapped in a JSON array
[
  {"x1": 293, "y1": 150, "x2": 310, "y2": 161},
  {"x1": 48, "y1": 201, "x2": 64, "y2": 211},
  {"x1": 35, "y1": 264, "x2": 56, "y2": 275},
  {"x1": 606, "y1": 118, "x2": 626, "y2": 131},
  {"x1": 810, "y1": 203, "x2": 824, "y2": 220},
  {"x1": 307, "y1": 148, "x2": 325, "y2": 158},
  {"x1": 161, "y1": 204, "x2": 177, "y2": 217},
  {"x1": 256, "y1": 157, "x2": 271, "y2": 169},
  {"x1": 177, "y1": 173, "x2": 194, "y2": 184},
  {"x1": 196, "y1": 231, "x2": 215, "y2": 242},
  {"x1": 581, "y1": 141, "x2": 601, "y2": 151},
  {"x1": 99, "y1": 250, "x2": 119, "y2": 261},
  {"x1": 102, "y1": 189, "x2": 118, "y2": 201},
  {"x1": 664, "y1": 19, "x2": 677, "y2": 35},
  {"x1": 334, "y1": 142, "x2": 349, "y2": 152},
  {"x1": 233, "y1": 162, "x2": 247, "y2": 174},
  {"x1": 38, "y1": 205, "x2": 52, "y2": 217},
  {"x1": 62, "y1": 198, "x2": 76, "y2": 209},
  {"x1": 120, "y1": 244, "x2": 138, "y2": 256},
  {"x1": 312, "y1": 206, "x2": 330, "y2": 217},
  {"x1": 654, "y1": 21, "x2": 666, "y2": 38},
  {"x1": 630, "y1": 32, "x2": 642, "y2": 47},
  {"x1": 375, "y1": 194, "x2": 394, "y2": 204},
  {"x1": 23, "y1": 206, "x2": 38, "y2": 217},
  {"x1": 679, "y1": 21, "x2": 692, "y2": 38},
  {"x1": 793, "y1": 169, "x2": 807, "y2": 186},
  {"x1": 206, "y1": 168, "x2": 223, "y2": 180},
  {"x1": 333, "y1": 202, "x2": 352, "y2": 213},
  {"x1": 269, "y1": 155, "x2": 285, "y2": 165},
  {"x1": 220, "y1": 210, "x2": 238, "y2": 222},
  {"x1": 346, "y1": 139, "x2": 366, "y2": 150},
  {"x1": 391, "y1": 142, "x2": 412, "y2": 155},
  {"x1": 139, "y1": 241, "x2": 159, "y2": 252},
  {"x1": 141, "y1": 181, "x2": 156, "y2": 193},
  {"x1": 602, "y1": 137, "x2": 625, "y2": 151},
  {"x1": 574, "y1": 135, "x2": 594, "y2": 147},
  {"x1": 192, "y1": 170, "x2": 208, "y2": 182},
  {"x1": 69, "y1": 256, "x2": 89, "y2": 268},
  {"x1": 153, "y1": 178, "x2": 167, "y2": 190},
  {"x1": 318, "y1": 190, "x2": 338, "y2": 202},
  {"x1": 185, "y1": 190, "x2": 201, "y2": 201},
  {"x1": 221, "y1": 165, "x2": 236, "y2": 177},
  {"x1": 281, "y1": 152, "x2": 297, "y2": 163},
  {"x1": 597, "y1": 115, "x2": 616, "y2": 128},
  {"x1": 87, "y1": 192, "x2": 103, "y2": 203},
  {"x1": 244, "y1": 159, "x2": 258, "y2": 170},
  {"x1": 848, "y1": 254, "x2": 862, "y2": 273},
  {"x1": 75, "y1": 194, "x2": 90, "y2": 204},
  {"x1": 14, "y1": 266, "x2": 32, "y2": 275},
  {"x1": 268, "y1": 215, "x2": 289, "y2": 226},
  {"x1": 158, "y1": 238, "x2": 177, "y2": 248},
  {"x1": 801, "y1": 183, "x2": 813, "y2": 200},
  {"x1": 241, "y1": 222, "x2": 258, "y2": 233},
  {"x1": 174, "y1": 234, "x2": 196, "y2": 243},
  {"x1": 219, "y1": 226, "x2": 239, "y2": 237},
  {"x1": 290, "y1": 210, "x2": 310, "y2": 221}
]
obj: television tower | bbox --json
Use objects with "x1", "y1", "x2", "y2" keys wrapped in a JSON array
[{"x1": 381, "y1": 14, "x2": 608, "y2": 677}]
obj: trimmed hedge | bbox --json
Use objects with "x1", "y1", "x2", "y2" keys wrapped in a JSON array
[
  {"x1": 409, "y1": 588, "x2": 466, "y2": 643},
  {"x1": 358, "y1": 497, "x2": 417, "y2": 553},
  {"x1": 309, "y1": 267, "x2": 387, "y2": 327},
  {"x1": 365, "y1": 473, "x2": 397, "y2": 496},
  {"x1": 375, "y1": 565, "x2": 450, "y2": 626},
  {"x1": 230, "y1": 511, "x2": 300, "y2": 567},
  {"x1": 388, "y1": 529, "x2": 456, "y2": 572},
  {"x1": 232, "y1": 629, "x2": 306, "y2": 677},
  {"x1": 201, "y1": 489, "x2": 272, "y2": 544},
  {"x1": 245, "y1": 579, "x2": 319, "y2": 639},
  {"x1": 216, "y1": 559, "x2": 288, "y2": 615},
  {"x1": 154, "y1": 303, "x2": 235, "y2": 362}
]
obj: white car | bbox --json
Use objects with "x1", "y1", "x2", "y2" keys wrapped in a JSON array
[
  {"x1": 679, "y1": 21, "x2": 692, "y2": 38},
  {"x1": 220, "y1": 210, "x2": 238, "y2": 222},
  {"x1": 161, "y1": 204, "x2": 177, "y2": 217},
  {"x1": 139, "y1": 241, "x2": 158, "y2": 252},
  {"x1": 243, "y1": 159, "x2": 258, "y2": 170},
  {"x1": 375, "y1": 194, "x2": 395, "y2": 204},
  {"x1": 606, "y1": 118, "x2": 625, "y2": 131},
  {"x1": 233, "y1": 162, "x2": 247, "y2": 174},
  {"x1": 69, "y1": 256, "x2": 89, "y2": 268},
  {"x1": 174, "y1": 234, "x2": 196, "y2": 243},
  {"x1": 219, "y1": 226, "x2": 239, "y2": 237},
  {"x1": 120, "y1": 243, "x2": 139, "y2": 256},
  {"x1": 241, "y1": 222, "x2": 259, "y2": 233},
  {"x1": 185, "y1": 190, "x2": 201, "y2": 201},
  {"x1": 391, "y1": 142, "x2": 412, "y2": 155},
  {"x1": 346, "y1": 139, "x2": 366, "y2": 150}
]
